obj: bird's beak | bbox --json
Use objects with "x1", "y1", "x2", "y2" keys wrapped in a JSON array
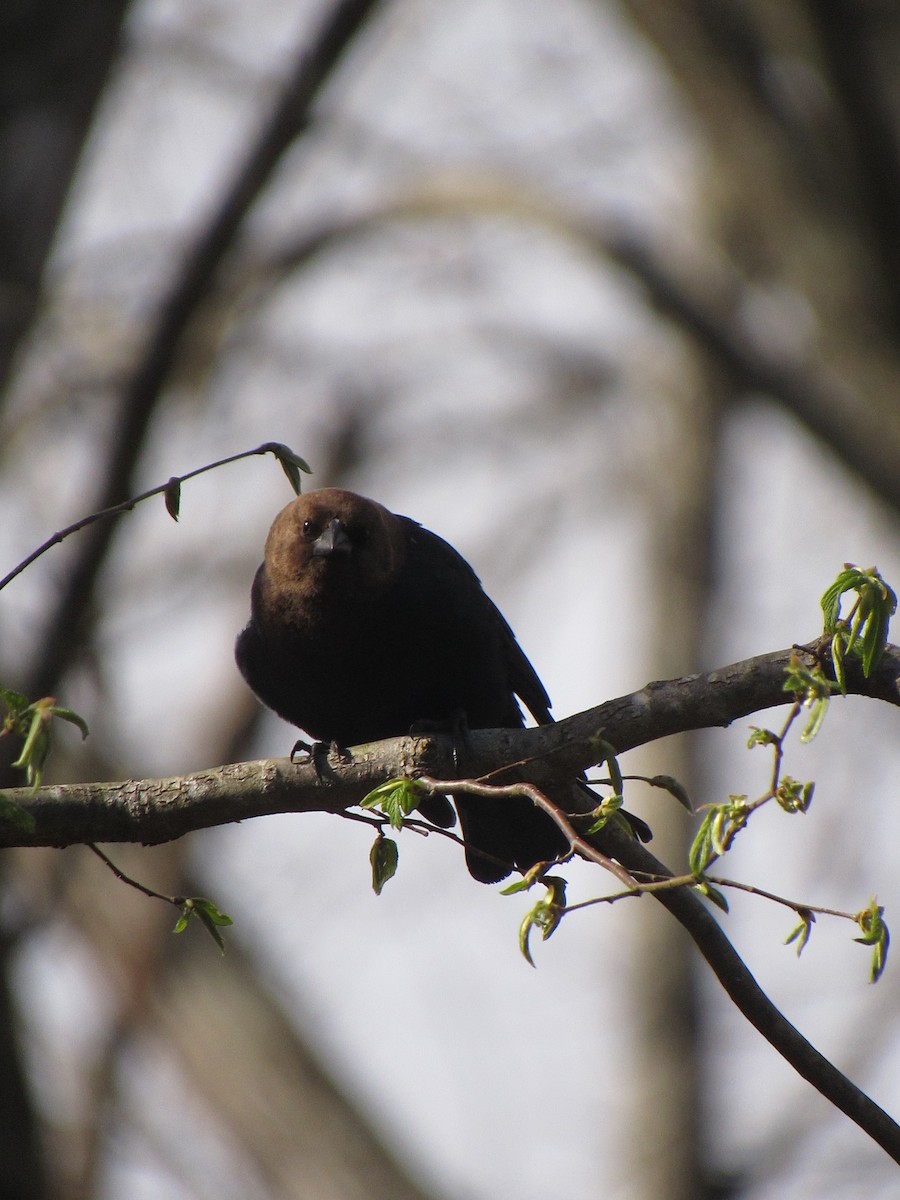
[{"x1": 312, "y1": 518, "x2": 353, "y2": 557}]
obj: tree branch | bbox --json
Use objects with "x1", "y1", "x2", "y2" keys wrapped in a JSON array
[
  {"x1": 2, "y1": 641, "x2": 897, "y2": 850},
  {"x1": 244, "y1": 175, "x2": 900, "y2": 516},
  {"x1": 2, "y1": 641, "x2": 899, "y2": 1159},
  {"x1": 594, "y1": 820, "x2": 900, "y2": 1163}
]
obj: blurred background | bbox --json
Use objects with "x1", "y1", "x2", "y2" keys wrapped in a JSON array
[{"x1": 2, "y1": 1, "x2": 900, "y2": 1197}]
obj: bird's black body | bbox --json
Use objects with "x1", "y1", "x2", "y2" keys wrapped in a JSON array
[{"x1": 236, "y1": 488, "x2": 570, "y2": 882}]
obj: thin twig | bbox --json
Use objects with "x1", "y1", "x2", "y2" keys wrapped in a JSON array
[
  {"x1": 88, "y1": 844, "x2": 182, "y2": 908},
  {"x1": 0, "y1": 443, "x2": 298, "y2": 593},
  {"x1": 417, "y1": 775, "x2": 638, "y2": 888},
  {"x1": 561, "y1": 872, "x2": 861, "y2": 926}
]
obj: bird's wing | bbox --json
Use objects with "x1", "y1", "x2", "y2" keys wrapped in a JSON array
[{"x1": 399, "y1": 517, "x2": 554, "y2": 727}]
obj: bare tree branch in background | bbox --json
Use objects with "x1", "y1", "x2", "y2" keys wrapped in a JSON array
[
  {"x1": 616, "y1": 0, "x2": 900, "y2": 511},
  {"x1": 24, "y1": 0, "x2": 390, "y2": 701},
  {"x1": 206, "y1": 178, "x2": 900, "y2": 517}
]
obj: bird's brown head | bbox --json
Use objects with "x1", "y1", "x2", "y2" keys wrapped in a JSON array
[{"x1": 261, "y1": 488, "x2": 406, "y2": 605}]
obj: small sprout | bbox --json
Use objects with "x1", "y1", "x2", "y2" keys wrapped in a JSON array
[
  {"x1": 783, "y1": 657, "x2": 833, "y2": 735},
  {"x1": 747, "y1": 727, "x2": 779, "y2": 750},
  {"x1": 854, "y1": 898, "x2": 890, "y2": 984},
  {"x1": 690, "y1": 810, "x2": 717, "y2": 877},
  {"x1": 174, "y1": 897, "x2": 233, "y2": 953},
  {"x1": 518, "y1": 876, "x2": 567, "y2": 967},
  {"x1": 690, "y1": 796, "x2": 748, "y2": 876},
  {"x1": 264, "y1": 442, "x2": 312, "y2": 494},
  {"x1": 820, "y1": 565, "x2": 897, "y2": 685},
  {"x1": 163, "y1": 477, "x2": 181, "y2": 520},
  {"x1": 360, "y1": 778, "x2": 426, "y2": 830},
  {"x1": 0, "y1": 688, "x2": 28, "y2": 720},
  {"x1": 830, "y1": 631, "x2": 847, "y2": 696},
  {"x1": 693, "y1": 880, "x2": 729, "y2": 913},
  {"x1": 784, "y1": 909, "x2": 816, "y2": 958},
  {"x1": 775, "y1": 776, "x2": 814, "y2": 814},
  {"x1": 584, "y1": 793, "x2": 624, "y2": 835},
  {"x1": 370, "y1": 834, "x2": 399, "y2": 895},
  {"x1": 3, "y1": 695, "x2": 89, "y2": 791},
  {"x1": 647, "y1": 774, "x2": 692, "y2": 811},
  {"x1": 500, "y1": 861, "x2": 549, "y2": 895},
  {"x1": 799, "y1": 695, "x2": 828, "y2": 743},
  {"x1": 588, "y1": 737, "x2": 624, "y2": 792}
]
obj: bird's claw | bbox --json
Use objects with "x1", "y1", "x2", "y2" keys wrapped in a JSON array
[{"x1": 291, "y1": 738, "x2": 350, "y2": 781}]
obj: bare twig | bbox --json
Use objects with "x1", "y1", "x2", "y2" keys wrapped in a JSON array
[
  {"x1": 416, "y1": 775, "x2": 637, "y2": 888},
  {"x1": 0, "y1": 442, "x2": 305, "y2": 593},
  {"x1": 246, "y1": 178, "x2": 900, "y2": 515},
  {"x1": 88, "y1": 843, "x2": 182, "y2": 908}
]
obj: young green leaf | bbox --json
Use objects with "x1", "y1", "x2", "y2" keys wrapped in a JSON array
[
  {"x1": 517, "y1": 878, "x2": 567, "y2": 967},
  {"x1": 693, "y1": 880, "x2": 729, "y2": 913},
  {"x1": 360, "y1": 778, "x2": 425, "y2": 829},
  {"x1": 173, "y1": 897, "x2": 234, "y2": 953},
  {"x1": 799, "y1": 695, "x2": 828, "y2": 743},
  {"x1": 830, "y1": 630, "x2": 847, "y2": 695},
  {"x1": 50, "y1": 706, "x2": 90, "y2": 741},
  {"x1": 747, "y1": 727, "x2": 779, "y2": 750},
  {"x1": 266, "y1": 443, "x2": 312, "y2": 494},
  {"x1": 500, "y1": 877, "x2": 531, "y2": 896},
  {"x1": 584, "y1": 793, "x2": 624, "y2": 835},
  {"x1": 164, "y1": 476, "x2": 182, "y2": 521},
  {"x1": 500, "y1": 861, "x2": 548, "y2": 895},
  {"x1": 861, "y1": 597, "x2": 892, "y2": 676},
  {"x1": 775, "y1": 776, "x2": 814, "y2": 814},
  {"x1": 12, "y1": 716, "x2": 50, "y2": 789},
  {"x1": 518, "y1": 908, "x2": 537, "y2": 968},
  {"x1": 689, "y1": 809, "x2": 717, "y2": 877},
  {"x1": 647, "y1": 774, "x2": 693, "y2": 811},
  {"x1": 370, "y1": 835, "x2": 399, "y2": 894},
  {"x1": 820, "y1": 570, "x2": 854, "y2": 632},
  {"x1": 854, "y1": 898, "x2": 890, "y2": 983},
  {"x1": 784, "y1": 909, "x2": 815, "y2": 957}
]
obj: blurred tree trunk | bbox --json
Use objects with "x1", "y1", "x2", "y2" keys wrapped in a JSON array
[
  {"x1": 0, "y1": 0, "x2": 133, "y2": 395},
  {"x1": 56, "y1": 839, "x2": 440, "y2": 1200},
  {"x1": 616, "y1": 0, "x2": 900, "y2": 512},
  {"x1": 621, "y1": 366, "x2": 725, "y2": 1199},
  {"x1": 0, "y1": 5, "x2": 133, "y2": 1196}
]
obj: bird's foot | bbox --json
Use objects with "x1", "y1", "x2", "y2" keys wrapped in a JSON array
[{"x1": 290, "y1": 738, "x2": 350, "y2": 781}]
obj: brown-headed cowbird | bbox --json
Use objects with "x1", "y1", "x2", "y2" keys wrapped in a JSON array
[{"x1": 235, "y1": 487, "x2": 572, "y2": 883}]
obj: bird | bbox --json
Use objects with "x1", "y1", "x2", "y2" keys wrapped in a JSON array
[{"x1": 235, "y1": 487, "x2": 577, "y2": 883}]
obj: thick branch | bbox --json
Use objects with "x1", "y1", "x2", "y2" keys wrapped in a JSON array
[
  {"x1": 3, "y1": 642, "x2": 899, "y2": 1160},
  {"x1": 3, "y1": 641, "x2": 897, "y2": 849},
  {"x1": 594, "y1": 822, "x2": 900, "y2": 1163}
]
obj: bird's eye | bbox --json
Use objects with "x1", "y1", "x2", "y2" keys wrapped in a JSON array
[{"x1": 301, "y1": 519, "x2": 316, "y2": 538}]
